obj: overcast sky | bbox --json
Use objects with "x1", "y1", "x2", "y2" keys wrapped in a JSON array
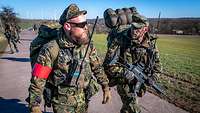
[{"x1": 0, "y1": 0, "x2": 200, "y2": 19}]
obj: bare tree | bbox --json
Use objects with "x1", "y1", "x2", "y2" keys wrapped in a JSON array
[{"x1": 0, "y1": 6, "x2": 20, "y2": 29}]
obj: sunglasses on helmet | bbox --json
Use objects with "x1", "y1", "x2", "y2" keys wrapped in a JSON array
[{"x1": 68, "y1": 21, "x2": 87, "y2": 28}]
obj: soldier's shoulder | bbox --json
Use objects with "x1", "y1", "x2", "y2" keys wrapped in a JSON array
[
  {"x1": 39, "y1": 40, "x2": 60, "y2": 60},
  {"x1": 30, "y1": 36, "x2": 47, "y2": 46},
  {"x1": 43, "y1": 40, "x2": 59, "y2": 51}
]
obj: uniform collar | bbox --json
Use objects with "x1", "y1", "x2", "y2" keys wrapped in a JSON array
[{"x1": 57, "y1": 28, "x2": 76, "y2": 48}]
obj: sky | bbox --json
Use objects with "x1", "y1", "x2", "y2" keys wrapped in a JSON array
[{"x1": 0, "y1": 0, "x2": 200, "y2": 19}]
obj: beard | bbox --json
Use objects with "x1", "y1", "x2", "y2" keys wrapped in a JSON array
[{"x1": 70, "y1": 30, "x2": 90, "y2": 45}]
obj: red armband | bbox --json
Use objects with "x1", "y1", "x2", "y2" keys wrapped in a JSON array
[{"x1": 32, "y1": 63, "x2": 52, "y2": 79}]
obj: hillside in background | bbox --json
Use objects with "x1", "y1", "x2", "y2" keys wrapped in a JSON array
[
  {"x1": 87, "y1": 18, "x2": 200, "y2": 35},
  {"x1": 149, "y1": 18, "x2": 200, "y2": 35},
  {"x1": 1, "y1": 17, "x2": 199, "y2": 35}
]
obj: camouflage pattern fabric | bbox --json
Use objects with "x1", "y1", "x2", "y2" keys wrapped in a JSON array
[
  {"x1": 52, "y1": 87, "x2": 86, "y2": 113},
  {"x1": 103, "y1": 23, "x2": 161, "y2": 113},
  {"x1": 29, "y1": 28, "x2": 109, "y2": 113},
  {"x1": 30, "y1": 25, "x2": 58, "y2": 68},
  {"x1": 59, "y1": 4, "x2": 87, "y2": 25},
  {"x1": 4, "y1": 24, "x2": 19, "y2": 53},
  {"x1": 117, "y1": 83, "x2": 141, "y2": 113}
]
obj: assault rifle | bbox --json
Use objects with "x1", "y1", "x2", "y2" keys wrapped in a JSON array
[
  {"x1": 119, "y1": 61, "x2": 164, "y2": 95},
  {"x1": 110, "y1": 43, "x2": 165, "y2": 96}
]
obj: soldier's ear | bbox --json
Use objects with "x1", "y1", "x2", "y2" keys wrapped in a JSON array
[{"x1": 63, "y1": 22, "x2": 71, "y2": 31}]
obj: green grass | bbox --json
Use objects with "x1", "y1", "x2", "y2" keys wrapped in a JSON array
[
  {"x1": 93, "y1": 34, "x2": 107, "y2": 56},
  {"x1": 157, "y1": 35, "x2": 200, "y2": 85},
  {"x1": 19, "y1": 22, "x2": 33, "y2": 29},
  {"x1": 0, "y1": 33, "x2": 8, "y2": 53}
]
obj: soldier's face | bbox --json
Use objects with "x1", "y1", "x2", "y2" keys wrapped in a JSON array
[
  {"x1": 131, "y1": 26, "x2": 148, "y2": 43},
  {"x1": 67, "y1": 14, "x2": 89, "y2": 45}
]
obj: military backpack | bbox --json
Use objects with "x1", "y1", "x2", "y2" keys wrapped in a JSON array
[
  {"x1": 103, "y1": 7, "x2": 148, "y2": 29},
  {"x1": 30, "y1": 25, "x2": 58, "y2": 68}
]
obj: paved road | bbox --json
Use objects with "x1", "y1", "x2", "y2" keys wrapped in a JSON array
[{"x1": 0, "y1": 30, "x2": 188, "y2": 113}]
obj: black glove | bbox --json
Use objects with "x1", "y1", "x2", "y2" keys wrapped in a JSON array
[
  {"x1": 136, "y1": 82, "x2": 146, "y2": 97},
  {"x1": 124, "y1": 70, "x2": 146, "y2": 97}
]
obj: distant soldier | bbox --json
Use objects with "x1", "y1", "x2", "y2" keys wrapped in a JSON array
[
  {"x1": 33, "y1": 24, "x2": 37, "y2": 32},
  {"x1": 15, "y1": 24, "x2": 21, "y2": 40},
  {"x1": 4, "y1": 24, "x2": 19, "y2": 53}
]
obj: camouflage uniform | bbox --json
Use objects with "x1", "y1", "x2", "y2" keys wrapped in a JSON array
[
  {"x1": 103, "y1": 20, "x2": 161, "y2": 113},
  {"x1": 29, "y1": 4, "x2": 109, "y2": 113},
  {"x1": 30, "y1": 25, "x2": 58, "y2": 68},
  {"x1": 29, "y1": 27, "x2": 109, "y2": 113}
]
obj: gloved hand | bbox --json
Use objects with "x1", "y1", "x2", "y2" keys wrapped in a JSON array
[
  {"x1": 102, "y1": 87, "x2": 111, "y2": 104},
  {"x1": 124, "y1": 70, "x2": 135, "y2": 83},
  {"x1": 30, "y1": 106, "x2": 42, "y2": 113},
  {"x1": 136, "y1": 83, "x2": 146, "y2": 97}
]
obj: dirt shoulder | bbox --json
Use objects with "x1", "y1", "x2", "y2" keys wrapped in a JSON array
[{"x1": 155, "y1": 72, "x2": 200, "y2": 113}]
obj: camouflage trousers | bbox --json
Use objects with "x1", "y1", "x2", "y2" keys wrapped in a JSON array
[
  {"x1": 52, "y1": 86, "x2": 88, "y2": 113},
  {"x1": 7, "y1": 38, "x2": 19, "y2": 53},
  {"x1": 117, "y1": 83, "x2": 141, "y2": 113}
]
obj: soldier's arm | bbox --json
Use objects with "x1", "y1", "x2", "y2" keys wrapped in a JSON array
[
  {"x1": 103, "y1": 35, "x2": 125, "y2": 78},
  {"x1": 89, "y1": 44, "x2": 109, "y2": 89},
  {"x1": 29, "y1": 44, "x2": 54, "y2": 108}
]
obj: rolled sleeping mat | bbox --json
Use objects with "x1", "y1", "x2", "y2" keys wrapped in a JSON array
[
  {"x1": 103, "y1": 8, "x2": 118, "y2": 28},
  {"x1": 115, "y1": 8, "x2": 127, "y2": 25},
  {"x1": 122, "y1": 8, "x2": 133, "y2": 24}
]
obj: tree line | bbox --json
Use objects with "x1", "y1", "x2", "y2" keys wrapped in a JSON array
[{"x1": 87, "y1": 18, "x2": 200, "y2": 35}]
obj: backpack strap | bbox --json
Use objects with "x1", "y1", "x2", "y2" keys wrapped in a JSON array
[{"x1": 48, "y1": 39, "x2": 60, "y2": 65}]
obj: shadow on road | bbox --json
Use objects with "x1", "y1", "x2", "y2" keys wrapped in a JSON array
[
  {"x1": 0, "y1": 97, "x2": 52, "y2": 113},
  {"x1": 20, "y1": 38, "x2": 33, "y2": 41},
  {"x1": 0, "y1": 57, "x2": 30, "y2": 62},
  {"x1": 0, "y1": 97, "x2": 29, "y2": 113}
]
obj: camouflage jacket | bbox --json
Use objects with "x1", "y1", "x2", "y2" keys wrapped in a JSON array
[
  {"x1": 29, "y1": 28, "x2": 109, "y2": 107},
  {"x1": 4, "y1": 25, "x2": 20, "y2": 41},
  {"x1": 103, "y1": 27, "x2": 161, "y2": 86}
]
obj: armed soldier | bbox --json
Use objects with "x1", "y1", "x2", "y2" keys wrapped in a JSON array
[
  {"x1": 4, "y1": 23, "x2": 20, "y2": 54},
  {"x1": 28, "y1": 4, "x2": 111, "y2": 113},
  {"x1": 103, "y1": 7, "x2": 162, "y2": 113}
]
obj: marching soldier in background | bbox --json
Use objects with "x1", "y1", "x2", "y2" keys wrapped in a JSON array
[
  {"x1": 103, "y1": 7, "x2": 162, "y2": 113},
  {"x1": 4, "y1": 23, "x2": 20, "y2": 54}
]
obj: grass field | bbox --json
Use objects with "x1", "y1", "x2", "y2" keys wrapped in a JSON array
[
  {"x1": 0, "y1": 33, "x2": 7, "y2": 54},
  {"x1": 19, "y1": 22, "x2": 33, "y2": 29},
  {"x1": 92, "y1": 34, "x2": 200, "y2": 113},
  {"x1": 158, "y1": 35, "x2": 200, "y2": 84}
]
